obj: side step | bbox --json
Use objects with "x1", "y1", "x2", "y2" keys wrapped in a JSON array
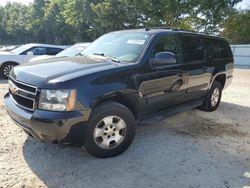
[{"x1": 139, "y1": 100, "x2": 202, "y2": 125}]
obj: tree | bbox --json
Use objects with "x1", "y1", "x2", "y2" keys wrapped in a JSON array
[
  {"x1": 29, "y1": 0, "x2": 48, "y2": 43},
  {"x1": 62, "y1": 0, "x2": 101, "y2": 41},
  {"x1": 91, "y1": 0, "x2": 130, "y2": 32},
  {"x1": 0, "y1": 6, "x2": 7, "y2": 42},
  {"x1": 0, "y1": 0, "x2": 246, "y2": 45},
  {"x1": 186, "y1": 0, "x2": 242, "y2": 33},
  {"x1": 91, "y1": 0, "x2": 242, "y2": 34},
  {"x1": 0, "y1": 2, "x2": 32, "y2": 44},
  {"x1": 221, "y1": 10, "x2": 250, "y2": 44}
]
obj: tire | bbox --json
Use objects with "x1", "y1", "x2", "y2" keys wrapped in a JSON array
[
  {"x1": 199, "y1": 80, "x2": 222, "y2": 112},
  {"x1": 84, "y1": 102, "x2": 136, "y2": 158},
  {"x1": 1, "y1": 62, "x2": 17, "y2": 79}
]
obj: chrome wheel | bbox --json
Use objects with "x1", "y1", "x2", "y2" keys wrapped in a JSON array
[
  {"x1": 93, "y1": 116, "x2": 126, "y2": 149},
  {"x1": 3, "y1": 65, "x2": 14, "y2": 78},
  {"x1": 211, "y1": 87, "x2": 220, "y2": 107}
]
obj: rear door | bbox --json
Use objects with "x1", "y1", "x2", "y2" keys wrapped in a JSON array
[{"x1": 180, "y1": 35, "x2": 211, "y2": 100}]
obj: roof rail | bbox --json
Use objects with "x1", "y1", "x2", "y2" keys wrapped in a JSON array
[{"x1": 145, "y1": 27, "x2": 188, "y2": 32}]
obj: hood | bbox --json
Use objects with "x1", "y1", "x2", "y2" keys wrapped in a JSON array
[
  {"x1": 11, "y1": 56, "x2": 124, "y2": 86},
  {"x1": 29, "y1": 55, "x2": 52, "y2": 62},
  {"x1": 0, "y1": 51, "x2": 13, "y2": 55}
]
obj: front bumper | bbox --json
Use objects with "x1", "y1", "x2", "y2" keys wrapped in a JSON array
[{"x1": 4, "y1": 93, "x2": 90, "y2": 143}]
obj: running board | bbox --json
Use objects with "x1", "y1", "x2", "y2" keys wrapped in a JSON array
[{"x1": 139, "y1": 100, "x2": 202, "y2": 125}]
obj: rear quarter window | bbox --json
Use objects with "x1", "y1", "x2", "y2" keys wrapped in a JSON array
[
  {"x1": 47, "y1": 48, "x2": 63, "y2": 55},
  {"x1": 205, "y1": 38, "x2": 232, "y2": 59}
]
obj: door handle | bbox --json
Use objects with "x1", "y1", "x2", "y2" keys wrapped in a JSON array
[
  {"x1": 203, "y1": 67, "x2": 209, "y2": 72},
  {"x1": 178, "y1": 71, "x2": 185, "y2": 77}
]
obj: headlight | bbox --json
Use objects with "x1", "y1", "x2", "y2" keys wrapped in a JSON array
[{"x1": 38, "y1": 89, "x2": 76, "y2": 111}]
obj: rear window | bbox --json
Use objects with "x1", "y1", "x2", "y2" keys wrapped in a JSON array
[
  {"x1": 205, "y1": 38, "x2": 232, "y2": 59},
  {"x1": 47, "y1": 48, "x2": 63, "y2": 55},
  {"x1": 180, "y1": 35, "x2": 204, "y2": 62}
]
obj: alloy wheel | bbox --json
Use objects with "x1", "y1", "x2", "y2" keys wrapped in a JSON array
[
  {"x1": 3, "y1": 65, "x2": 14, "y2": 78},
  {"x1": 93, "y1": 116, "x2": 126, "y2": 149},
  {"x1": 211, "y1": 87, "x2": 220, "y2": 107}
]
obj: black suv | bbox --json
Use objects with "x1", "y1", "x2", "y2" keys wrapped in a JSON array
[{"x1": 4, "y1": 28, "x2": 234, "y2": 158}]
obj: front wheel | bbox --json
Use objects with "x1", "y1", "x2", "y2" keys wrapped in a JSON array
[
  {"x1": 199, "y1": 80, "x2": 222, "y2": 112},
  {"x1": 83, "y1": 102, "x2": 136, "y2": 158},
  {"x1": 1, "y1": 62, "x2": 17, "y2": 79}
]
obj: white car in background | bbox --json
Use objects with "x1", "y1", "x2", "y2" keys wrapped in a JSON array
[
  {"x1": 29, "y1": 42, "x2": 91, "y2": 62},
  {"x1": 0, "y1": 45, "x2": 20, "y2": 51},
  {"x1": 0, "y1": 43, "x2": 67, "y2": 79}
]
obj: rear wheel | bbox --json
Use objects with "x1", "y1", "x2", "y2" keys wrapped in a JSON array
[
  {"x1": 1, "y1": 62, "x2": 17, "y2": 79},
  {"x1": 199, "y1": 80, "x2": 222, "y2": 112},
  {"x1": 84, "y1": 102, "x2": 136, "y2": 158}
]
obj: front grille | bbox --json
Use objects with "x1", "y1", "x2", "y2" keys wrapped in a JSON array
[
  {"x1": 8, "y1": 77, "x2": 37, "y2": 111},
  {"x1": 10, "y1": 78, "x2": 37, "y2": 93}
]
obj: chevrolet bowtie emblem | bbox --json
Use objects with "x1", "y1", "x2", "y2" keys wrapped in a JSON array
[
  {"x1": 9, "y1": 82, "x2": 18, "y2": 95},
  {"x1": 11, "y1": 87, "x2": 18, "y2": 95}
]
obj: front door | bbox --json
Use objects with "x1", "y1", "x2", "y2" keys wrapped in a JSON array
[{"x1": 135, "y1": 34, "x2": 188, "y2": 115}]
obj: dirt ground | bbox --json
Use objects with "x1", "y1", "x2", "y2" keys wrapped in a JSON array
[{"x1": 0, "y1": 69, "x2": 250, "y2": 188}]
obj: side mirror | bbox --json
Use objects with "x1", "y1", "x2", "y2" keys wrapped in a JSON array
[
  {"x1": 149, "y1": 52, "x2": 176, "y2": 68},
  {"x1": 27, "y1": 51, "x2": 34, "y2": 56}
]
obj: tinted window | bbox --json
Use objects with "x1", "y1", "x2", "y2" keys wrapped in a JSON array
[
  {"x1": 206, "y1": 38, "x2": 232, "y2": 59},
  {"x1": 151, "y1": 35, "x2": 177, "y2": 57},
  {"x1": 181, "y1": 36, "x2": 204, "y2": 62},
  {"x1": 82, "y1": 32, "x2": 152, "y2": 63},
  {"x1": 47, "y1": 48, "x2": 63, "y2": 55},
  {"x1": 22, "y1": 47, "x2": 47, "y2": 55}
]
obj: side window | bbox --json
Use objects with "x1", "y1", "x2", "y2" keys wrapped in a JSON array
[
  {"x1": 206, "y1": 39, "x2": 232, "y2": 59},
  {"x1": 152, "y1": 35, "x2": 177, "y2": 58},
  {"x1": 22, "y1": 47, "x2": 47, "y2": 55},
  {"x1": 47, "y1": 48, "x2": 63, "y2": 55},
  {"x1": 181, "y1": 36, "x2": 204, "y2": 62},
  {"x1": 32, "y1": 47, "x2": 47, "y2": 55}
]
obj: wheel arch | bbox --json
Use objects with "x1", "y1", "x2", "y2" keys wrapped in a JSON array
[
  {"x1": 0, "y1": 61, "x2": 19, "y2": 78},
  {"x1": 90, "y1": 91, "x2": 141, "y2": 120},
  {"x1": 1, "y1": 61, "x2": 19, "y2": 68},
  {"x1": 210, "y1": 73, "x2": 226, "y2": 89}
]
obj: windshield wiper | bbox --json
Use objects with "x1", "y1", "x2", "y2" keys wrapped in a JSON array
[
  {"x1": 93, "y1": 53, "x2": 120, "y2": 63},
  {"x1": 77, "y1": 53, "x2": 89, "y2": 57}
]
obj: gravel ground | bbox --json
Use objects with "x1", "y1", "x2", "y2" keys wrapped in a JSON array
[{"x1": 0, "y1": 69, "x2": 250, "y2": 188}]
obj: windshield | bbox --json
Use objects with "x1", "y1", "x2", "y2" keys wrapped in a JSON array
[
  {"x1": 81, "y1": 32, "x2": 151, "y2": 63},
  {"x1": 56, "y1": 44, "x2": 89, "y2": 57},
  {"x1": 11, "y1": 44, "x2": 32, "y2": 55}
]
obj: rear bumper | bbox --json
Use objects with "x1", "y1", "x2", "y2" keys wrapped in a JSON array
[
  {"x1": 4, "y1": 93, "x2": 90, "y2": 143},
  {"x1": 224, "y1": 75, "x2": 233, "y2": 89}
]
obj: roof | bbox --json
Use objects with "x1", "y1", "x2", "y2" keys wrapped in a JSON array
[
  {"x1": 24, "y1": 43, "x2": 68, "y2": 49},
  {"x1": 111, "y1": 28, "x2": 225, "y2": 40},
  {"x1": 74, "y1": 42, "x2": 92, "y2": 47}
]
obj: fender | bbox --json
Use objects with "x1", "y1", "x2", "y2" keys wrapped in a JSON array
[
  {"x1": 209, "y1": 72, "x2": 226, "y2": 89},
  {"x1": 209, "y1": 62, "x2": 234, "y2": 89},
  {"x1": 0, "y1": 61, "x2": 19, "y2": 67},
  {"x1": 90, "y1": 89, "x2": 142, "y2": 120}
]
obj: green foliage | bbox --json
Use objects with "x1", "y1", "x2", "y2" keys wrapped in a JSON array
[
  {"x1": 0, "y1": 0, "x2": 246, "y2": 45},
  {"x1": 0, "y1": 2, "x2": 32, "y2": 44},
  {"x1": 221, "y1": 10, "x2": 250, "y2": 44},
  {"x1": 188, "y1": 0, "x2": 242, "y2": 33}
]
